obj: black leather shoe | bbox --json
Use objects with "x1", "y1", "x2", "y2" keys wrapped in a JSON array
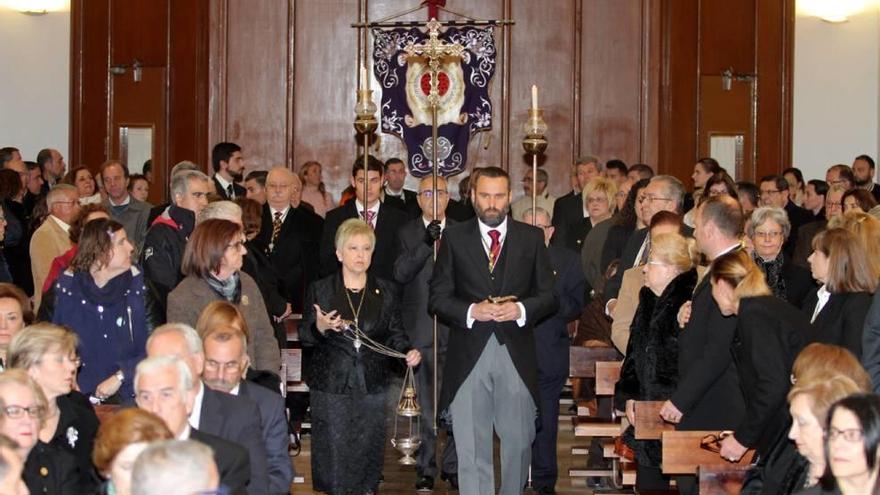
[
  {"x1": 441, "y1": 471, "x2": 458, "y2": 489},
  {"x1": 415, "y1": 475, "x2": 434, "y2": 491}
]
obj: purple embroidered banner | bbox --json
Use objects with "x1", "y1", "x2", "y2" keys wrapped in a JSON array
[{"x1": 372, "y1": 25, "x2": 496, "y2": 178}]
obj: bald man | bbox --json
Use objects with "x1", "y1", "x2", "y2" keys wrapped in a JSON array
[{"x1": 255, "y1": 167, "x2": 323, "y2": 311}]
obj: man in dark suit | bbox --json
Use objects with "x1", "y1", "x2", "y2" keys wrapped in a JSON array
[
  {"x1": 393, "y1": 175, "x2": 458, "y2": 490},
  {"x1": 203, "y1": 328, "x2": 294, "y2": 494},
  {"x1": 146, "y1": 324, "x2": 269, "y2": 495},
  {"x1": 793, "y1": 185, "x2": 844, "y2": 267},
  {"x1": 551, "y1": 156, "x2": 600, "y2": 250},
  {"x1": 659, "y1": 195, "x2": 746, "y2": 495},
  {"x1": 320, "y1": 155, "x2": 407, "y2": 280},
  {"x1": 445, "y1": 174, "x2": 475, "y2": 222},
  {"x1": 429, "y1": 166, "x2": 557, "y2": 495},
  {"x1": 383, "y1": 157, "x2": 421, "y2": 219},
  {"x1": 853, "y1": 154, "x2": 880, "y2": 202},
  {"x1": 135, "y1": 355, "x2": 251, "y2": 495},
  {"x1": 212, "y1": 142, "x2": 247, "y2": 200},
  {"x1": 523, "y1": 207, "x2": 584, "y2": 495},
  {"x1": 759, "y1": 174, "x2": 812, "y2": 258}
]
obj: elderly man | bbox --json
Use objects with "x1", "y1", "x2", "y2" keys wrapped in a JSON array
[
  {"x1": 36, "y1": 148, "x2": 65, "y2": 193},
  {"x1": 510, "y1": 169, "x2": 556, "y2": 222},
  {"x1": 212, "y1": 142, "x2": 246, "y2": 200},
  {"x1": 102, "y1": 160, "x2": 151, "y2": 250},
  {"x1": 141, "y1": 170, "x2": 210, "y2": 315},
  {"x1": 203, "y1": 328, "x2": 293, "y2": 494},
  {"x1": 30, "y1": 184, "x2": 79, "y2": 309},
  {"x1": 132, "y1": 440, "x2": 220, "y2": 495},
  {"x1": 146, "y1": 323, "x2": 269, "y2": 495},
  {"x1": 134, "y1": 356, "x2": 249, "y2": 494}
]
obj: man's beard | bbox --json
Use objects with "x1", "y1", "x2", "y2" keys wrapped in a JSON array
[
  {"x1": 475, "y1": 204, "x2": 509, "y2": 227},
  {"x1": 855, "y1": 176, "x2": 871, "y2": 187},
  {"x1": 203, "y1": 377, "x2": 236, "y2": 393},
  {"x1": 230, "y1": 170, "x2": 244, "y2": 183}
]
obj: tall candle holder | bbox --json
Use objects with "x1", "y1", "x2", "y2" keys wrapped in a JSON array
[
  {"x1": 522, "y1": 95, "x2": 548, "y2": 225},
  {"x1": 354, "y1": 87, "x2": 378, "y2": 210}
]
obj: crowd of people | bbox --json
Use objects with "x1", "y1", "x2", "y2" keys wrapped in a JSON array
[{"x1": 0, "y1": 142, "x2": 879, "y2": 495}]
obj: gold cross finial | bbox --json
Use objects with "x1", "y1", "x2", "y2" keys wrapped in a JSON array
[{"x1": 403, "y1": 18, "x2": 465, "y2": 107}]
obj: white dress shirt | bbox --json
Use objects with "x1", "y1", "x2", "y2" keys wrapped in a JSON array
[
  {"x1": 188, "y1": 381, "x2": 205, "y2": 429},
  {"x1": 355, "y1": 199, "x2": 381, "y2": 225},
  {"x1": 465, "y1": 218, "x2": 528, "y2": 328},
  {"x1": 811, "y1": 285, "x2": 831, "y2": 323},
  {"x1": 50, "y1": 215, "x2": 71, "y2": 233},
  {"x1": 269, "y1": 205, "x2": 291, "y2": 224},
  {"x1": 215, "y1": 173, "x2": 235, "y2": 198}
]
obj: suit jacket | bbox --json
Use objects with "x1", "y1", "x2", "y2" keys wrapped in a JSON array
[
  {"x1": 535, "y1": 245, "x2": 584, "y2": 379},
  {"x1": 214, "y1": 176, "x2": 247, "y2": 201},
  {"x1": 445, "y1": 198, "x2": 475, "y2": 222},
  {"x1": 30, "y1": 216, "x2": 72, "y2": 310},
  {"x1": 803, "y1": 289, "x2": 872, "y2": 358},
  {"x1": 198, "y1": 385, "x2": 269, "y2": 495},
  {"x1": 671, "y1": 259, "x2": 745, "y2": 431},
  {"x1": 732, "y1": 296, "x2": 805, "y2": 456},
  {"x1": 550, "y1": 192, "x2": 586, "y2": 252},
  {"x1": 23, "y1": 441, "x2": 82, "y2": 495},
  {"x1": 600, "y1": 222, "x2": 635, "y2": 275},
  {"x1": 255, "y1": 204, "x2": 323, "y2": 309},
  {"x1": 103, "y1": 196, "x2": 151, "y2": 252},
  {"x1": 392, "y1": 217, "x2": 455, "y2": 349},
  {"x1": 862, "y1": 289, "x2": 880, "y2": 391},
  {"x1": 238, "y1": 381, "x2": 294, "y2": 495},
  {"x1": 384, "y1": 188, "x2": 421, "y2": 219},
  {"x1": 429, "y1": 218, "x2": 558, "y2": 412},
  {"x1": 610, "y1": 266, "x2": 645, "y2": 354},
  {"x1": 784, "y1": 200, "x2": 814, "y2": 258},
  {"x1": 604, "y1": 227, "x2": 649, "y2": 300},
  {"x1": 190, "y1": 428, "x2": 251, "y2": 495},
  {"x1": 792, "y1": 219, "x2": 826, "y2": 268},
  {"x1": 319, "y1": 201, "x2": 407, "y2": 281}
]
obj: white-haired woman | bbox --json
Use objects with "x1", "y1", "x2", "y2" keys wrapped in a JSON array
[{"x1": 747, "y1": 207, "x2": 815, "y2": 308}]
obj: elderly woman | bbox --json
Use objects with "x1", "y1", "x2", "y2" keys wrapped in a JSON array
[
  {"x1": 786, "y1": 345, "x2": 872, "y2": 493},
  {"x1": 799, "y1": 394, "x2": 880, "y2": 494},
  {"x1": 42, "y1": 219, "x2": 149, "y2": 402},
  {"x1": 709, "y1": 250, "x2": 806, "y2": 492},
  {"x1": 302, "y1": 218, "x2": 421, "y2": 495},
  {"x1": 613, "y1": 232, "x2": 699, "y2": 490},
  {"x1": 805, "y1": 228, "x2": 876, "y2": 357},
  {"x1": 63, "y1": 166, "x2": 101, "y2": 205},
  {"x1": 0, "y1": 369, "x2": 81, "y2": 493},
  {"x1": 167, "y1": 218, "x2": 281, "y2": 372},
  {"x1": 92, "y1": 408, "x2": 172, "y2": 495},
  {"x1": 0, "y1": 284, "x2": 32, "y2": 369},
  {"x1": 579, "y1": 177, "x2": 618, "y2": 302},
  {"x1": 746, "y1": 207, "x2": 814, "y2": 308},
  {"x1": 8, "y1": 323, "x2": 99, "y2": 491}
]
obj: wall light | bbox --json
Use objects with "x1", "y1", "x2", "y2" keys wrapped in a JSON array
[
  {"x1": 0, "y1": 0, "x2": 69, "y2": 15},
  {"x1": 797, "y1": 0, "x2": 879, "y2": 23}
]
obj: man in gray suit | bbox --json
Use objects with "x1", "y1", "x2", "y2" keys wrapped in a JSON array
[
  {"x1": 393, "y1": 175, "x2": 457, "y2": 491},
  {"x1": 102, "y1": 160, "x2": 151, "y2": 252}
]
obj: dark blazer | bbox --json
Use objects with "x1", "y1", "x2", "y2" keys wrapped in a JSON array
[
  {"x1": 198, "y1": 385, "x2": 269, "y2": 495},
  {"x1": 792, "y1": 219, "x2": 826, "y2": 268},
  {"x1": 393, "y1": 217, "x2": 455, "y2": 349},
  {"x1": 238, "y1": 381, "x2": 293, "y2": 495},
  {"x1": 862, "y1": 289, "x2": 880, "y2": 391},
  {"x1": 50, "y1": 392, "x2": 100, "y2": 491},
  {"x1": 671, "y1": 256, "x2": 745, "y2": 431},
  {"x1": 23, "y1": 441, "x2": 82, "y2": 494},
  {"x1": 383, "y1": 189, "x2": 421, "y2": 219},
  {"x1": 755, "y1": 255, "x2": 816, "y2": 309},
  {"x1": 784, "y1": 201, "x2": 814, "y2": 258},
  {"x1": 319, "y1": 201, "x2": 407, "y2": 281},
  {"x1": 731, "y1": 296, "x2": 806, "y2": 456},
  {"x1": 301, "y1": 274, "x2": 413, "y2": 394},
  {"x1": 190, "y1": 428, "x2": 251, "y2": 495},
  {"x1": 535, "y1": 245, "x2": 585, "y2": 379},
  {"x1": 550, "y1": 192, "x2": 585, "y2": 251},
  {"x1": 445, "y1": 198, "x2": 474, "y2": 222},
  {"x1": 255, "y1": 204, "x2": 323, "y2": 310},
  {"x1": 803, "y1": 289, "x2": 872, "y2": 358},
  {"x1": 214, "y1": 176, "x2": 247, "y2": 200},
  {"x1": 600, "y1": 222, "x2": 635, "y2": 274},
  {"x1": 604, "y1": 227, "x2": 649, "y2": 300},
  {"x1": 429, "y1": 218, "x2": 558, "y2": 413}
]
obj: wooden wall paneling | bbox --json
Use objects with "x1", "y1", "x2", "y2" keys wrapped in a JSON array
[
  {"x1": 70, "y1": 0, "x2": 110, "y2": 170},
  {"x1": 755, "y1": 0, "x2": 794, "y2": 178},
  {"x1": 207, "y1": 0, "x2": 228, "y2": 164},
  {"x1": 110, "y1": 0, "x2": 167, "y2": 67},
  {"x1": 697, "y1": 75, "x2": 755, "y2": 179},
  {"x1": 509, "y1": 0, "x2": 576, "y2": 199},
  {"x1": 639, "y1": 0, "x2": 662, "y2": 168},
  {"x1": 697, "y1": 0, "x2": 756, "y2": 76},
  {"x1": 579, "y1": 0, "x2": 644, "y2": 172}
]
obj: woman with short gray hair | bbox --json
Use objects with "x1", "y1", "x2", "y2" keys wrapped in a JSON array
[{"x1": 748, "y1": 207, "x2": 814, "y2": 307}]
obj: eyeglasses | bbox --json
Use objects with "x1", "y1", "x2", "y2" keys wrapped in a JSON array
[
  {"x1": 639, "y1": 195, "x2": 672, "y2": 204},
  {"x1": 586, "y1": 196, "x2": 608, "y2": 204},
  {"x1": 700, "y1": 431, "x2": 732, "y2": 453},
  {"x1": 2, "y1": 405, "x2": 45, "y2": 420},
  {"x1": 827, "y1": 427, "x2": 864, "y2": 443},
  {"x1": 419, "y1": 190, "x2": 448, "y2": 198},
  {"x1": 753, "y1": 230, "x2": 782, "y2": 240}
]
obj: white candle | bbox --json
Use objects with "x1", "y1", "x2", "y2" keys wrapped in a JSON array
[
  {"x1": 531, "y1": 84, "x2": 538, "y2": 110},
  {"x1": 360, "y1": 65, "x2": 367, "y2": 90}
]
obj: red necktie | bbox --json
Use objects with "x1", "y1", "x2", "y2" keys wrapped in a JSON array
[{"x1": 488, "y1": 229, "x2": 501, "y2": 271}]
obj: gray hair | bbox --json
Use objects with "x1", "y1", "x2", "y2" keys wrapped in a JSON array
[
  {"x1": 170, "y1": 160, "x2": 200, "y2": 177},
  {"x1": 170, "y1": 170, "x2": 209, "y2": 205},
  {"x1": 650, "y1": 175, "x2": 686, "y2": 212},
  {"x1": 198, "y1": 200, "x2": 242, "y2": 224},
  {"x1": 134, "y1": 355, "x2": 194, "y2": 395},
  {"x1": 46, "y1": 184, "x2": 77, "y2": 209},
  {"x1": 747, "y1": 206, "x2": 791, "y2": 239},
  {"x1": 147, "y1": 323, "x2": 204, "y2": 355},
  {"x1": 131, "y1": 440, "x2": 217, "y2": 495},
  {"x1": 521, "y1": 207, "x2": 551, "y2": 225},
  {"x1": 575, "y1": 155, "x2": 602, "y2": 171}
]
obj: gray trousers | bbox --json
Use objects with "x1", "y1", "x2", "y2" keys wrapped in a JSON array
[
  {"x1": 415, "y1": 343, "x2": 457, "y2": 477},
  {"x1": 450, "y1": 335, "x2": 537, "y2": 495}
]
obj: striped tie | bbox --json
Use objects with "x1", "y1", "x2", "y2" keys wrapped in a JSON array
[{"x1": 270, "y1": 211, "x2": 282, "y2": 251}]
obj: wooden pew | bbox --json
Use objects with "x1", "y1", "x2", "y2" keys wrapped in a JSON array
[
  {"x1": 283, "y1": 314, "x2": 303, "y2": 343},
  {"x1": 634, "y1": 401, "x2": 675, "y2": 440},
  {"x1": 281, "y1": 348, "x2": 307, "y2": 394},
  {"x1": 661, "y1": 431, "x2": 754, "y2": 474}
]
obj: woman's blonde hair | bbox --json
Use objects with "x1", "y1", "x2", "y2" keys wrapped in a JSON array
[
  {"x1": 833, "y1": 211, "x2": 880, "y2": 281},
  {"x1": 710, "y1": 249, "x2": 772, "y2": 302},
  {"x1": 811, "y1": 227, "x2": 877, "y2": 294},
  {"x1": 7, "y1": 323, "x2": 79, "y2": 371},
  {"x1": 582, "y1": 177, "x2": 618, "y2": 212},
  {"x1": 0, "y1": 369, "x2": 48, "y2": 427},
  {"x1": 334, "y1": 218, "x2": 375, "y2": 252},
  {"x1": 649, "y1": 232, "x2": 699, "y2": 273},
  {"x1": 791, "y1": 342, "x2": 872, "y2": 391}
]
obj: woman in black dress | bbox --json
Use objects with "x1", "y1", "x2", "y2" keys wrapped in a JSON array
[
  {"x1": 746, "y1": 206, "x2": 815, "y2": 308},
  {"x1": 709, "y1": 250, "x2": 806, "y2": 493},
  {"x1": 302, "y1": 218, "x2": 421, "y2": 495}
]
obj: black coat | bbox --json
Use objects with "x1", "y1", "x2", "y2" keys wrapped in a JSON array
[
  {"x1": 754, "y1": 254, "x2": 816, "y2": 309},
  {"x1": 429, "y1": 218, "x2": 558, "y2": 413},
  {"x1": 862, "y1": 289, "x2": 880, "y2": 391},
  {"x1": 534, "y1": 245, "x2": 584, "y2": 379},
  {"x1": 301, "y1": 273, "x2": 413, "y2": 394},
  {"x1": 190, "y1": 428, "x2": 251, "y2": 495},
  {"x1": 141, "y1": 205, "x2": 195, "y2": 313},
  {"x1": 803, "y1": 289, "x2": 872, "y2": 358},
  {"x1": 213, "y1": 176, "x2": 247, "y2": 201},
  {"x1": 784, "y1": 201, "x2": 814, "y2": 258},
  {"x1": 445, "y1": 198, "x2": 474, "y2": 222},
  {"x1": 383, "y1": 189, "x2": 421, "y2": 219},
  {"x1": 50, "y1": 392, "x2": 100, "y2": 492},
  {"x1": 319, "y1": 201, "x2": 406, "y2": 281},
  {"x1": 600, "y1": 222, "x2": 635, "y2": 274},
  {"x1": 4, "y1": 198, "x2": 33, "y2": 296},
  {"x1": 23, "y1": 441, "x2": 82, "y2": 494},
  {"x1": 550, "y1": 191, "x2": 585, "y2": 252},
  {"x1": 671, "y1": 258, "x2": 746, "y2": 430},
  {"x1": 792, "y1": 219, "x2": 826, "y2": 268},
  {"x1": 604, "y1": 227, "x2": 649, "y2": 300},
  {"x1": 732, "y1": 296, "x2": 806, "y2": 456}
]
